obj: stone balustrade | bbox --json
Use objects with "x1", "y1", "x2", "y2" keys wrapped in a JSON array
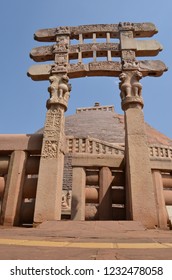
[
  {"x1": 149, "y1": 145, "x2": 172, "y2": 159},
  {"x1": 66, "y1": 136, "x2": 125, "y2": 155}
]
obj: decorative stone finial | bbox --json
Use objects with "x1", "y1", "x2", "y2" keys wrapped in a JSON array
[
  {"x1": 119, "y1": 70, "x2": 144, "y2": 110},
  {"x1": 47, "y1": 74, "x2": 71, "y2": 110},
  {"x1": 118, "y1": 22, "x2": 134, "y2": 31},
  {"x1": 94, "y1": 102, "x2": 100, "y2": 107}
]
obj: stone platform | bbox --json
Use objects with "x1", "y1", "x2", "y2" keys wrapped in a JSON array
[{"x1": 0, "y1": 221, "x2": 172, "y2": 260}]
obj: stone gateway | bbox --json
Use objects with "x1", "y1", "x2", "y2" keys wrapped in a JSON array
[{"x1": 0, "y1": 22, "x2": 171, "y2": 230}]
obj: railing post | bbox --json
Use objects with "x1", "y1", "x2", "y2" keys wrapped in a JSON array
[
  {"x1": 0, "y1": 151, "x2": 27, "y2": 226},
  {"x1": 71, "y1": 167, "x2": 86, "y2": 220},
  {"x1": 152, "y1": 170, "x2": 168, "y2": 229}
]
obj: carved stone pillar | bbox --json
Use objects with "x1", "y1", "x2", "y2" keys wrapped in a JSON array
[
  {"x1": 33, "y1": 74, "x2": 71, "y2": 225},
  {"x1": 0, "y1": 151, "x2": 27, "y2": 226},
  {"x1": 119, "y1": 70, "x2": 159, "y2": 228},
  {"x1": 118, "y1": 22, "x2": 159, "y2": 228}
]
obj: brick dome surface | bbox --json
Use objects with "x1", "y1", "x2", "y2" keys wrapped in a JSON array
[{"x1": 37, "y1": 104, "x2": 172, "y2": 146}]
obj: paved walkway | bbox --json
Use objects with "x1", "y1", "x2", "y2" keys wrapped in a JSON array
[{"x1": 0, "y1": 221, "x2": 172, "y2": 260}]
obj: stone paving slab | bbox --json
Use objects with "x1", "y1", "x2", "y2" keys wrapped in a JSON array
[{"x1": 0, "y1": 221, "x2": 172, "y2": 260}]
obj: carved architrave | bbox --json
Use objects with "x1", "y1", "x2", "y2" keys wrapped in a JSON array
[
  {"x1": 71, "y1": 24, "x2": 118, "y2": 36},
  {"x1": 30, "y1": 39, "x2": 163, "y2": 64},
  {"x1": 89, "y1": 61, "x2": 122, "y2": 72},
  {"x1": 68, "y1": 62, "x2": 89, "y2": 73},
  {"x1": 28, "y1": 59, "x2": 167, "y2": 81},
  {"x1": 51, "y1": 64, "x2": 68, "y2": 73},
  {"x1": 34, "y1": 23, "x2": 158, "y2": 42},
  {"x1": 119, "y1": 70, "x2": 144, "y2": 110}
]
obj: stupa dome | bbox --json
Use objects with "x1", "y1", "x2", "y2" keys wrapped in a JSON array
[{"x1": 37, "y1": 103, "x2": 172, "y2": 146}]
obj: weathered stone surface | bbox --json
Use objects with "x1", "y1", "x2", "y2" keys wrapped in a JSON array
[
  {"x1": 71, "y1": 167, "x2": 86, "y2": 220},
  {"x1": 136, "y1": 40, "x2": 163, "y2": 56},
  {"x1": 30, "y1": 45, "x2": 54, "y2": 62},
  {"x1": 98, "y1": 167, "x2": 113, "y2": 220},
  {"x1": 34, "y1": 103, "x2": 66, "y2": 223},
  {"x1": 150, "y1": 158, "x2": 172, "y2": 171},
  {"x1": 62, "y1": 107, "x2": 172, "y2": 146},
  {"x1": 119, "y1": 71, "x2": 143, "y2": 110},
  {"x1": 27, "y1": 65, "x2": 52, "y2": 81},
  {"x1": 34, "y1": 23, "x2": 158, "y2": 42},
  {"x1": 0, "y1": 156, "x2": 10, "y2": 175},
  {"x1": 124, "y1": 108, "x2": 159, "y2": 228},
  {"x1": 0, "y1": 134, "x2": 43, "y2": 153},
  {"x1": 34, "y1": 155, "x2": 64, "y2": 223},
  {"x1": 152, "y1": 170, "x2": 169, "y2": 229},
  {"x1": 164, "y1": 190, "x2": 172, "y2": 205},
  {"x1": 0, "y1": 177, "x2": 5, "y2": 198},
  {"x1": 66, "y1": 136, "x2": 124, "y2": 155},
  {"x1": 85, "y1": 187, "x2": 99, "y2": 203},
  {"x1": 0, "y1": 151, "x2": 27, "y2": 226},
  {"x1": 31, "y1": 40, "x2": 162, "y2": 63},
  {"x1": 139, "y1": 60, "x2": 167, "y2": 77},
  {"x1": 162, "y1": 175, "x2": 172, "y2": 188},
  {"x1": 72, "y1": 154, "x2": 124, "y2": 169},
  {"x1": 47, "y1": 75, "x2": 71, "y2": 110},
  {"x1": 1, "y1": 22, "x2": 169, "y2": 229},
  {"x1": 28, "y1": 60, "x2": 167, "y2": 81}
]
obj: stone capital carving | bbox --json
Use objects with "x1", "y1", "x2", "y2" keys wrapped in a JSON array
[
  {"x1": 51, "y1": 64, "x2": 68, "y2": 73},
  {"x1": 47, "y1": 74, "x2": 71, "y2": 110},
  {"x1": 53, "y1": 44, "x2": 68, "y2": 53},
  {"x1": 56, "y1": 26, "x2": 70, "y2": 35},
  {"x1": 119, "y1": 71, "x2": 144, "y2": 110},
  {"x1": 122, "y1": 60, "x2": 139, "y2": 70},
  {"x1": 55, "y1": 53, "x2": 68, "y2": 65},
  {"x1": 55, "y1": 35, "x2": 70, "y2": 46}
]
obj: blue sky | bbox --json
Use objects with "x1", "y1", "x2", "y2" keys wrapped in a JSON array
[{"x1": 0, "y1": 0, "x2": 172, "y2": 139}]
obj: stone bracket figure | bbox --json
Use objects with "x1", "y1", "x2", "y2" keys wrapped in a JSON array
[
  {"x1": 119, "y1": 70, "x2": 144, "y2": 110},
  {"x1": 47, "y1": 74, "x2": 71, "y2": 110}
]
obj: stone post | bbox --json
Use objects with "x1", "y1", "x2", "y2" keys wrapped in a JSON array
[
  {"x1": 33, "y1": 28, "x2": 71, "y2": 225},
  {"x1": 152, "y1": 170, "x2": 168, "y2": 229},
  {"x1": 33, "y1": 74, "x2": 71, "y2": 225},
  {"x1": 98, "y1": 167, "x2": 113, "y2": 220},
  {"x1": 118, "y1": 22, "x2": 159, "y2": 228},
  {"x1": 0, "y1": 151, "x2": 27, "y2": 226},
  {"x1": 119, "y1": 70, "x2": 159, "y2": 228},
  {"x1": 71, "y1": 167, "x2": 86, "y2": 220}
]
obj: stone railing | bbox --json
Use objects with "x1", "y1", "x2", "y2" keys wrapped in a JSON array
[
  {"x1": 66, "y1": 136, "x2": 124, "y2": 155},
  {"x1": 149, "y1": 145, "x2": 172, "y2": 159},
  {"x1": 66, "y1": 138, "x2": 172, "y2": 160}
]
